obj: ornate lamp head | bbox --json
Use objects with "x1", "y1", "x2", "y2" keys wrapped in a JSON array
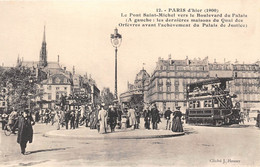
[{"x1": 110, "y1": 28, "x2": 122, "y2": 48}]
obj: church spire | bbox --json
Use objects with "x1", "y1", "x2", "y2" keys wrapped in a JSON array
[
  {"x1": 16, "y1": 54, "x2": 21, "y2": 67},
  {"x1": 43, "y1": 25, "x2": 46, "y2": 43},
  {"x1": 39, "y1": 25, "x2": 47, "y2": 67}
]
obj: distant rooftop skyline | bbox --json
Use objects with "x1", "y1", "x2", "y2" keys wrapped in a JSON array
[{"x1": 0, "y1": 1, "x2": 259, "y2": 94}]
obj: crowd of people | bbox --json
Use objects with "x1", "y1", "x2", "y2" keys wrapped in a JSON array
[
  {"x1": 2, "y1": 103, "x2": 185, "y2": 134},
  {"x1": 1, "y1": 103, "x2": 185, "y2": 154}
]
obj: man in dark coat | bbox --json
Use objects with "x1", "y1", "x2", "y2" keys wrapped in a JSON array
[
  {"x1": 143, "y1": 107, "x2": 151, "y2": 129},
  {"x1": 256, "y1": 111, "x2": 260, "y2": 128},
  {"x1": 151, "y1": 104, "x2": 160, "y2": 130},
  {"x1": 116, "y1": 106, "x2": 122, "y2": 129},
  {"x1": 108, "y1": 106, "x2": 118, "y2": 132},
  {"x1": 17, "y1": 109, "x2": 35, "y2": 155},
  {"x1": 164, "y1": 107, "x2": 172, "y2": 130},
  {"x1": 135, "y1": 107, "x2": 141, "y2": 129},
  {"x1": 64, "y1": 110, "x2": 70, "y2": 130},
  {"x1": 70, "y1": 110, "x2": 75, "y2": 129}
]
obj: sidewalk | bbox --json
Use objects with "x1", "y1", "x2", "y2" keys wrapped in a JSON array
[{"x1": 43, "y1": 119, "x2": 185, "y2": 140}]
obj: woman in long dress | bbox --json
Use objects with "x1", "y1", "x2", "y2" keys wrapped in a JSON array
[
  {"x1": 127, "y1": 106, "x2": 136, "y2": 130},
  {"x1": 171, "y1": 106, "x2": 184, "y2": 132},
  {"x1": 98, "y1": 105, "x2": 108, "y2": 134}
]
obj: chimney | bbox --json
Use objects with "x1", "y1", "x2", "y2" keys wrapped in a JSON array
[
  {"x1": 58, "y1": 55, "x2": 60, "y2": 63},
  {"x1": 64, "y1": 67, "x2": 66, "y2": 71},
  {"x1": 73, "y1": 66, "x2": 75, "y2": 75}
]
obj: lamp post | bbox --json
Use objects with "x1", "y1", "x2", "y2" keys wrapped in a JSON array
[{"x1": 110, "y1": 28, "x2": 122, "y2": 100}]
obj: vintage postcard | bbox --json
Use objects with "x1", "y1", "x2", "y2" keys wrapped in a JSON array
[{"x1": 0, "y1": 0, "x2": 259, "y2": 167}]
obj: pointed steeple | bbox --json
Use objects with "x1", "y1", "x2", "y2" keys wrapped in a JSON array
[
  {"x1": 43, "y1": 25, "x2": 46, "y2": 43},
  {"x1": 39, "y1": 25, "x2": 47, "y2": 67},
  {"x1": 17, "y1": 54, "x2": 20, "y2": 66}
]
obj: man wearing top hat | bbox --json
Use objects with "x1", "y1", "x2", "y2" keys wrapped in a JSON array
[
  {"x1": 17, "y1": 109, "x2": 35, "y2": 154},
  {"x1": 151, "y1": 104, "x2": 160, "y2": 130},
  {"x1": 164, "y1": 107, "x2": 172, "y2": 130}
]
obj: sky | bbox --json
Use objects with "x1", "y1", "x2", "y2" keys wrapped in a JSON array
[{"x1": 0, "y1": 0, "x2": 260, "y2": 94}]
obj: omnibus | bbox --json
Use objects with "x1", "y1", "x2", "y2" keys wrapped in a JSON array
[{"x1": 186, "y1": 77, "x2": 240, "y2": 126}]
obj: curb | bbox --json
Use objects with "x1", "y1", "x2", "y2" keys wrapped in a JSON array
[{"x1": 43, "y1": 129, "x2": 185, "y2": 140}]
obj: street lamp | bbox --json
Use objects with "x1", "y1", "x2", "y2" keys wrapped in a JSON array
[{"x1": 110, "y1": 28, "x2": 122, "y2": 100}]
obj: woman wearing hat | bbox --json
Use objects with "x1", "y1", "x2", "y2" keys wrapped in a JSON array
[
  {"x1": 171, "y1": 106, "x2": 184, "y2": 132},
  {"x1": 17, "y1": 109, "x2": 35, "y2": 154}
]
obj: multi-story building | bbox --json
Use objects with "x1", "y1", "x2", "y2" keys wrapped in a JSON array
[
  {"x1": 120, "y1": 68, "x2": 150, "y2": 107},
  {"x1": 147, "y1": 55, "x2": 209, "y2": 113},
  {"x1": 16, "y1": 26, "x2": 100, "y2": 109},
  {"x1": 208, "y1": 60, "x2": 260, "y2": 113},
  {"x1": 38, "y1": 73, "x2": 72, "y2": 109},
  {"x1": 123, "y1": 55, "x2": 260, "y2": 114},
  {"x1": 230, "y1": 62, "x2": 260, "y2": 113}
]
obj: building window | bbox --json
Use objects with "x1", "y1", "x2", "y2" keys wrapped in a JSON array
[
  {"x1": 196, "y1": 101, "x2": 200, "y2": 108},
  {"x1": 64, "y1": 87, "x2": 67, "y2": 90},
  {"x1": 167, "y1": 86, "x2": 171, "y2": 92},
  {"x1": 158, "y1": 85, "x2": 163, "y2": 92},
  {"x1": 48, "y1": 85, "x2": 51, "y2": 90},
  {"x1": 2, "y1": 102, "x2": 5, "y2": 106},
  {"x1": 158, "y1": 79, "x2": 163, "y2": 85},
  {"x1": 48, "y1": 93, "x2": 52, "y2": 100},
  {"x1": 160, "y1": 66, "x2": 163, "y2": 70},
  {"x1": 175, "y1": 80, "x2": 179, "y2": 85},
  {"x1": 56, "y1": 92, "x2": 59, "y2": 100},
  {"x1": 189, "y1": 101, "x2": 193, "y2": 108},
  {"x1": 56, "y1": 87, "x2": 60, "y2": 90},
  {"x1": 175, "y1": 86, "x2": 179, "y2": 92},
  {"x1": 175, "y1": 101, "x2": 178, "y2": 107},
  {"x1": 166, "y1": 79, "x2": 171, "y2": 85},
  {"x1": 204, "y1": 100, "x2": 212, "y2": 108},
  {"x1": 166, "y1": 93, "x2": 171, "y2": 100}
]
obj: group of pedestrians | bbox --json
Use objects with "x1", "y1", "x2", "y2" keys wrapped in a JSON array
[
  {"x1": 143, "y1": 104, "x2": 161, "y2": 130},
  {"x1": 98, "y1": 104, "x2": 122, "y2": 134},
  {"x1": 164, "y1": 106, "x2": 184, "y2": 132},
  {"x1": 143, "y1": 105, "x2": 183, "y2": 132}
]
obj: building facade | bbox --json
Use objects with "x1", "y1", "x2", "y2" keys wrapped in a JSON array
[
  {"x1": 120, "y1": 68, "x2": 150, "y2": 107},
  {"x1": 123, "y1": 55, "x2": 260, "y2": 114},
  {"x1": 16, "y1": 26, "x2": 100, "y2": 109},
  {"x1": 147, "y1": 55, "x2": 209, "y2": 113},
  {"x1": 38, "y1": 73, "x2": 72, "y2": 109}
]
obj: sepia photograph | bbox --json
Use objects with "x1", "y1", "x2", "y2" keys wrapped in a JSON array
[{"x1": 0, "y1": 0, "x2": 260, "y2": 166}]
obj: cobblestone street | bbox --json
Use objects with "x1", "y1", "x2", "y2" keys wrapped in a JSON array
[{"x1": 1, "y1": 121, "x2": 260, "y2": 167}]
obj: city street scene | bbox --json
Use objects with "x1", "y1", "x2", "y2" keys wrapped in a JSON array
[{"x1": 1, "y1": 1, "x2": 260, "y2": 167}]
